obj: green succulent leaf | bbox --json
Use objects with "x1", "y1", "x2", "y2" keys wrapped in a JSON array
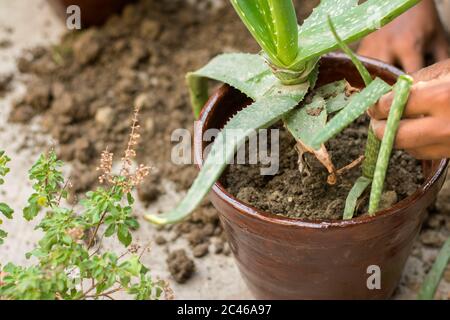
[
  {"x1": 327, "y1": 15, "x2": 372, "y2": 86},
  {"x1": 267, "y1": 0, "x2": 299, "y2": 66},
  {"x1": 284, "y1": 95, "x2": 327, "y2": 148},
  {"x1": 146, "y1": 81, "x2": 310, "y2": 225},
  {"x1": 186, "y1": 53, "x2": 277, "y2": 118},
  {"x1": 231, "y1": 0, "x2": 299, "y2": 67},
  {"x1": 291, "y1": 0, "x2": 420, "y2": 70},
  {"x1": 368, "y1": 75, "x2": 413, "y2": 215},
  {"x1": 343, "y1": 176, "x2": 372, "y2": 220},
  {"x1": 418, "y1": 236, "x2": 450, "y2": 300},
  {"x1": 311, "y1": 78, "x2": 391, "y2": 149},
  {"x1": 300, "y1": 0, "x2": 358, "y2": 31},
  {"x1": 230, "y1": 0, "x2": 279, "y2": 65},
  {"x1": 315, "y1": 80, "x2": 352, "y2": 113}
]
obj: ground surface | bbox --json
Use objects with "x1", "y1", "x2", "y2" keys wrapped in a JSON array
[{"x1": 0, "y1": 0, "x2": 448, "y2": 300}]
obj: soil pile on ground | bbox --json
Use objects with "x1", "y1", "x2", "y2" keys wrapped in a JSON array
[
  {"x1": 224, "y1": 119, "x2": 424, "y2": 220},
  {"x1": 8, "y1": 0, "x2": 260, "y2": 270}
]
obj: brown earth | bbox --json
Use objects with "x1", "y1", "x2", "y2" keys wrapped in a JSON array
[
  {"x1": 8, "y1": 0, "x2": 260, "y2": 270},
  {"x1": 224, "y1": 119, "x2": 424, "y2": 220}
]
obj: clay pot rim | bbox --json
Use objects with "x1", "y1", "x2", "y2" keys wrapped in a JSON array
[{"x1": 194, "y1": 53, "x2": 449, "y2": 229}]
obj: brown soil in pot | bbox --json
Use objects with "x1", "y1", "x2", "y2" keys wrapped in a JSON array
[{"x1": 223, "y1": 119, "x2": 424, "y2": 221}]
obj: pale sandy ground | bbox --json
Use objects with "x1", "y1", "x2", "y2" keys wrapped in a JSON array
[{"x1": 0, "y1": 0, "x2": 448, "y2": 300}]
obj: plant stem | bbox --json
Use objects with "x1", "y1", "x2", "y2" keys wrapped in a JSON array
[
  {"x1": 418, "y1": 236, "x2": 450, "y2": 300},
  {"x1": 87, "y1": 211, "x2": 108, "y2": 249},
  {"x1": 368, "y1": 75, "x2": 413, "y2": 214}
]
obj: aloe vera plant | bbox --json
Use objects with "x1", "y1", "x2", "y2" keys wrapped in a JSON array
[{"x1": 146, "y1": 0, "x2": 420, "y2": 225}]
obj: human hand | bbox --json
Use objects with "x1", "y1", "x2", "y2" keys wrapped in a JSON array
[
  {"x1": 358, "y1": 0, "x2": 449, "y2": 73},
  {"x1": 369, "y1": 59, "x2": 450, "y2": 160}
]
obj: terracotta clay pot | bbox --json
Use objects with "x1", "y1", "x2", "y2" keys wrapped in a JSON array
[
  {"x1": 48, "y1": 0, "x2": 134, "y2": 27},
  {"x1": 193, "y1": 53, "x2": 449, "y2": 300}
]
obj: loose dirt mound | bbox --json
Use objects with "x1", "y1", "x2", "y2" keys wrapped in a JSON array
[{"x1": 8, "y1": 0, "x2": 259, "y2": 270}]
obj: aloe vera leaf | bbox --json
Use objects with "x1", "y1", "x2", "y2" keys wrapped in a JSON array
[
  {"x1": 145, "y1": 83, "x2": 310, "y2": 225},
  {"x1": 290, "y1": 0, "x2": 420, "y2": 70},
  {"x1": 368, "y1": 75, "x2": 413, "y2": 215},
  {"x1": 327, "y1": 16, "x2": 372, "y2": 86},
  {"x1": 343, "y1": 176, "x2": 372, "y2": 220},
  {"x1": 418, "y1": 236, "x2": 450, "y2": 300},
  {"x1": 186, "y1": 75, "x2": 209, "y2": 119},
  {"x1": 327, "y1": 12, "x2": 382, "y2": 183},
  {"x1": 186, "y1": 53, "x2": 278, "y2": 118},
  {"x1": 284, "y1": 94, "x2": 340, "y2": 182},
  {"x1": 230, "y1": 0, "x2": 281, "y2": 66},
  {"x1": 326, "y1": 13, "x2": 380, "y2": 218},
  {"x1": 310, "y1": 78, "x2": 391, "y2": 150},
  {"x1": 300, "y1": 0, "x2": 358, "y2": 31},
  {"x1": 267, "y1": 0, "x2": 299, "y2": 66},
  {"x1": 257, "y1": 0, "x2": 275, "y2": 37},
  {"x1": 362, "y1": 129, "x2": 381, "y2": 179},
  {"x1": 284, "y1": 95, "x2": 327, "y2": 148},
  {"x1": 315, "y1": 80, "x2": 353, "y2": 113}
]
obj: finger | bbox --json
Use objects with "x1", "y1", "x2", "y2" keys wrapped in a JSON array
[
  {"x1": 369, "y1": 77, "x2": 450, "y2": 120},
  {"x1": 371, "y1": 117, "x2": 449, "y2": 150},
  {"x1": 405, "y1": 144, "x2": 450, "y2": 160},
  {"x1": 399, "y1": 49, "x2": 424, "y2": 73}
]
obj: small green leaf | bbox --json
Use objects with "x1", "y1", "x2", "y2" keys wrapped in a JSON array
[
  {"x1": 125, "y1": 218, "x2": 139, "y2": 230},
  {"x1": 120, "y1": 255, "x2": 142, "y2": 276},
  {"x1": 0, "y1": 203, "x2": 13, "y2": 219},
  {"x1": 0, "y1": 229, "x2": 7, "y2": 244},
  {"x1": 127, "y1": 193, "x2": 134, "y2": 205},
  {"x1": 117, "y1": 224, "x2": 132, "y2": 247},
  {"x1": 104, "y1": 223, "x2": 116, "y2": 237},
  {"x1": 23, "y1": 203, "x2": 40, "y2": 221}
]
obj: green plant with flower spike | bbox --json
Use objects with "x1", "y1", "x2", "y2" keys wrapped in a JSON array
[{"x1": 146, "y1": 0, "x2": 420, "y2": 225}]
